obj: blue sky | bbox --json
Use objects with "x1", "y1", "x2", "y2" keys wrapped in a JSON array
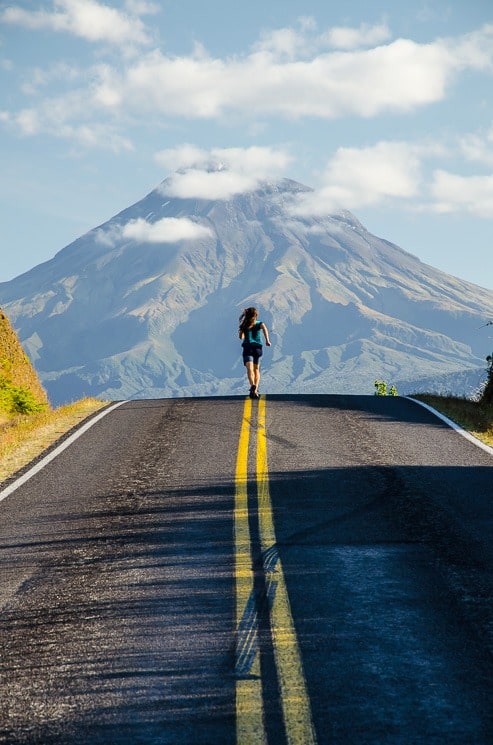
[{"x1": 1, "y1": 0, "x2": 493, "y2": 290}]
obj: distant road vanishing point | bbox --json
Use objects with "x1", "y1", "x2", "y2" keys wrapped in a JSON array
[{"x1": 1, "y1": 394, "x2": 493, "y2": 744}]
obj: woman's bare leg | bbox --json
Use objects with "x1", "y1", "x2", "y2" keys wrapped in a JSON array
[
  {"x1": 253, "y1": 364, "x2": 260, "y2": 392},
  {"x1": 245, "y1": 361, "x2": 255, "y2": 387}
]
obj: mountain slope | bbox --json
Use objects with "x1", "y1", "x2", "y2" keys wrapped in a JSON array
[
  {"x1": 1, "y1": 176, "x2": 492, "y2": 405},
  {"x1": 0, "y1": 308, "x2": 48, "y2": 414}
]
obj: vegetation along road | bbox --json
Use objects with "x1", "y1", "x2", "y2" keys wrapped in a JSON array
[{"x1": 1, "y1": 394, "x2": 493, "y2": 744}]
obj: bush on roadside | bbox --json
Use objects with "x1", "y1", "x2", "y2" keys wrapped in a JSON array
[
  {"x1": 374, "y1": 380, "x2": 398, "y2": 396},
  {"x1": 0, "y1": 377, "x2": 47, "y2": 415},
  {"x1": 481, "y1": 354, "x2": 493, "y2": 405}
]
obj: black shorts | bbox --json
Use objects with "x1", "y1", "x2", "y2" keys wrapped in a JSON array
[{"x1": 242, "y1": 343, "x2": 263, "y2": 365}]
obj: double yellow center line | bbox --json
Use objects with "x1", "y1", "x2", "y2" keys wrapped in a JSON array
[{"x1": 234, "y1": 396, "x2": 317, "y2": 745}]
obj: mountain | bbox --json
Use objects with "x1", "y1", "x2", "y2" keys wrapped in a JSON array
[{"x1": 1, "y1": 175, "x2": 493, "y2": 406}]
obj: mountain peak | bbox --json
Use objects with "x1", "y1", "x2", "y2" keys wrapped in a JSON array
[{"x1": 155, "y1": 169, "x2": 314, "y2": 204}]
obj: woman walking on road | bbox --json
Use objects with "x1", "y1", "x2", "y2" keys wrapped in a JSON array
[{"x1": 238, "y1": 307, "x2": 271, "y2": 399}]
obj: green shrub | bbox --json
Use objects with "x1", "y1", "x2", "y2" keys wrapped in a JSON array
[
  {"x1": 374, "y1": 379, "x2": 387, "y2": 396},
  {"x1": 0, "y1": 377, "x2": 47, "y2": 415},
  {"x1": 374, "y1": 380, "x2": 398, "y2": 396},
  {"x1": 481, "y1": 354, "x2": 493, "y2": 405}
]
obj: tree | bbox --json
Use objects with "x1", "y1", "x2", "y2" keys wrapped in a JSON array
[
  {"x1": 481, "y1": 354, "x2": 493, "y2": 405},
  {"x1": 480, "y1": 322, "x2": 493, "y2": 405}
]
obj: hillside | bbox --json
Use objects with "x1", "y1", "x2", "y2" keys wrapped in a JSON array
[
  {"x1": 1, "y1": 174, "x2": 493, "y2": 405},
  {"x1": 0, "y1": 309, "x2": 48, "y2": 415}
]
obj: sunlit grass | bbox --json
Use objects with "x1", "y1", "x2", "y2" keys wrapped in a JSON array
[
  {"x1": 412, "y1": 393, "x2": 493, "y2": 448},
  {"x1": 0, "y1": 398, "x2": 109, "y2": 482}
]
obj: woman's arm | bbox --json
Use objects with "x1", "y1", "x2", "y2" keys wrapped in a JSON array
[{"x1": 260, "y1": 323, "x2": 271, "y2": 346}]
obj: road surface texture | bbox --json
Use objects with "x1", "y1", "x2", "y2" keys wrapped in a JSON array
[{"x1": 0, "y1": 394, "x2": 492, "y2": 744}]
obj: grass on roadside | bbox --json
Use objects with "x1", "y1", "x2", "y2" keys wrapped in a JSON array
[
  {"x1": 0, "y1": 398, "x2": 109, "y2": 483},
  {"x1": 412, "y1": 393, "x2": 493, "y2": 448}
]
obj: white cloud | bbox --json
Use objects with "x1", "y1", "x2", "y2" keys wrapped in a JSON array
[
  {"x1": 155, "y1": 144, "x2": 211, "y2": 172},
  {"x1": 95, "y1": 38, "x2": 455, "y2": 120},
  {"x1": 16, "y1": 108, "x2": 41, "y2": 135},
  {"x1": 122, "y1": 217, "x2": 213, "y2": 243},
  {"x1": 160, "y1": 170, "x2": 259, "y2": 200},
  {"x1": 94, "y1": 224, "x2": 119, "y2": 247},
  {"x1": 429, "y1": 170, "x2": 493, "y2": 217},
  {"x1": 288, "y1": 135, "x2": 493, "y2": 219},
  {"x1": 253, "y1": 25, "x2": 312, "y2": 60},
  {"x1": 0, "y1": 0, "x2": 151, "y2": 47},
  {"x1": 124, "y1": 0, "x2": 159, "y2": 15},
  {"x1": 90, "y1": 24, "x2": 493, "y2": 123},
  {"x1": 12, "y1": 102, "x2": 133, "y2": 150},
  {"x1": 321, "y1": 22, "x2": 391, "y2": 50},
  {"x1": 253, "y1": 18, "x2": 391, "y2": 58},
  {"x1": 20, "y1": 62, "x2": 81, "y2": 95},
  {"x1": 3, "y1": 21, "x2": 493, "y2": 152},
  {"x1": 155, "y1": 145, "x2": 292, "y2": 199},
  {"x1": 2, "y1": 77, "x2": 134, "y2": 150},
  {"x1": 447, "y1": 24, "x2": 493, "y2": 72},
  {"x1": 155, "y1": 144, "x2": 291, "y2": 178},
  {"x1": 291, "y1": 141, "x2": 423, "y2": 215},
  {"x1": 61, "y1": 122, "x2": 132, "y2": 150},
  {"x1": 459, "y1": 126, "x2": 493, "y2": 167},
  {"x1": 95, "y1": 216, "x2": 213, "y2": 245}
]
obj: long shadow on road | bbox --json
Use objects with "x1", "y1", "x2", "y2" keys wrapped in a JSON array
[
  {"x1": 1, "y1": 388, "x2": 493, "y2": 742},
  {"x1": 267, "y1": 458, "x2": 493, "y2": 744}
]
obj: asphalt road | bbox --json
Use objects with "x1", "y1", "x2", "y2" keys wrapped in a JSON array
[{"x1": 0, "y1": 395, "x2": 493, "y2": 744}]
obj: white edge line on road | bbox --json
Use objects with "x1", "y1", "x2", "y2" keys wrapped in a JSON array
[
  {"x1": 405, "y1": 396, "x2": 493, "y2": 458},
  {"x1": 0, "y1": 400, "x2": 128, "y2": 504}
]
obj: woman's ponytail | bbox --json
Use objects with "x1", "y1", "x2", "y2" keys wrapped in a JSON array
[{"x1": 239, "y1": 307, "x2": 258, "y2": 335}]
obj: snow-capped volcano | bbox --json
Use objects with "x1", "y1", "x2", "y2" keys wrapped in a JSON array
[{"x1": 1, "y1": 175, "x2": 493, "y2": 405}]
